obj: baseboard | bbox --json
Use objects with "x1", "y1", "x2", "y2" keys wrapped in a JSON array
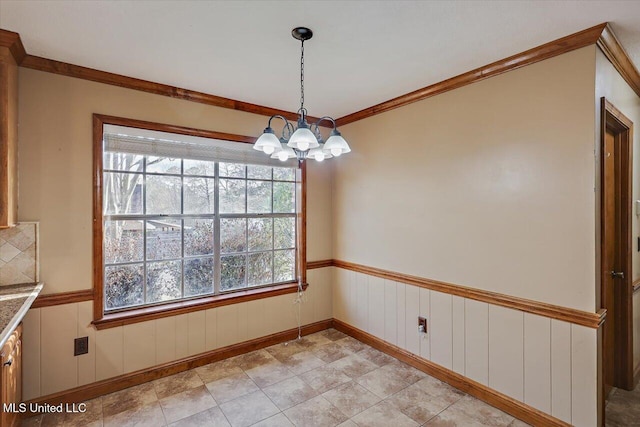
[
  {"x1": 22, "y1": 319, "x2": 332, "y2": 416},
  {"x1": 634, "y1": 363, "x2": 640, "y2": 388},
  {"x1": 332, "y1": 319, "x2": 570, "y2": 427}
]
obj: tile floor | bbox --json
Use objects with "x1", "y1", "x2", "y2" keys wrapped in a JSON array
[
  {"x1": 21, "y1": 329, "x2": 530, "y2": 427},
  {"x1": 605, "y1": 385, "x2": 640, "y2": 426}
]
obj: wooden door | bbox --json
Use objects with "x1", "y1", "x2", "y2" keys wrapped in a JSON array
[{"x1": 602, "y1": 129, "x2": 617, "y2": 399}]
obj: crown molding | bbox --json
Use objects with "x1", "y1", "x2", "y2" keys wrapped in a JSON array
[
  {"x1": 0, "y1": 28, "x2": 26, "y2": 64},
  {"x1": 335, "y1": 23, "x2": 609, "y2": 126},
  {"x1": 597, "y1": 23, "x2": 640, "y2": 98}
]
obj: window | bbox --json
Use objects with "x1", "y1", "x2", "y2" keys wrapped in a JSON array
[{"x1": 94, "y1": 116, "x2": 303, "y2": 320}]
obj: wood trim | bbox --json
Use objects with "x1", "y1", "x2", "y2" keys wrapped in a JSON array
[
  {"x1": 597, "y1": 24, "x2": 640, "y2": 98},
  {"x1": 335, "y1": 23, "x2": 607, "y2": 126},
  {"x1": 0, "y1": 29, "x2": 26, "y2": 64},
  {"x1": 31, "y1": 290, "x2": 94, "y2": 309},
  {"x1": 23, "y1": 319, "x2": 332, "y2": 414},
  {"x1": 307, "y1": 259, "x2": 333, "y2": 269},
  {"x1": 92, "y1": 282, "x2": 307, "y2": 330},
  {"x1": 332, "y1": 259, "x2": 606, "y2": 329},
  {"x1": 298, "y1": 163, "x2": 307, "y2": 283},
  {"x1": 19, "y1": 53, "x2": 325, "y2": 125},
  {"x1": 92, "y1": 115, "x2": 104, "y2": 323},
  {"x1": 633, "y1": 279, "x2": 640, "y2": 293},
  {"x1": 333, "y1": 319, "x2": 570, "y2": 427}
]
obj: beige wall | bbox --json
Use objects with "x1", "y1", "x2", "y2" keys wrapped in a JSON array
[
  {"x1": 334, "y1": 46, "x2": 597, "y2": 313},
  {"x1": 595, "y1": 48, "x2": 640, "y2": 371},
  {"x1": 18, "y1": 68, "x2": 333, "y2": 399},
  {"x1": 331, "y1": 46, "x2": 599, "y2": 425}
]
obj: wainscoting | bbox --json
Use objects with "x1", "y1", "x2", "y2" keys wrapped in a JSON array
[{"x1": 331, "y1": 265, "x2": 599, "y2": 426}]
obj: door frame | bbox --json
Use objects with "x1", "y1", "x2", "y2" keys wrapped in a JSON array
[{"x1": 599, "y1": 97, "x2": 634, "y2": 392}]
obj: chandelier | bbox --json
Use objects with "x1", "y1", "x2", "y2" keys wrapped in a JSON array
[{"x1": 254, "y1": 27, "x2": 351, "y2": 164}]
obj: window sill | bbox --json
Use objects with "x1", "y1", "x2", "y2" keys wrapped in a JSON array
[{"x1": 92, "y1": 281, "x2": 308, "y2": 330}]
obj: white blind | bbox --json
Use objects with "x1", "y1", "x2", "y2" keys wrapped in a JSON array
[{"x1": 103, "y1": 125, "x2": 296, "y2": 168}]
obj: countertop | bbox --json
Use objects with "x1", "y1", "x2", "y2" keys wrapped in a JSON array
[{"x1": 0, "y1": 282, "x2": 42, "y2": 348}]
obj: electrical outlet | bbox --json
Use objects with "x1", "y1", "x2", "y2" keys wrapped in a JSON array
[
  {"x1": 418, "y1": 316, "x2": 427, "y2": 333},
  {"x1": 74, "y1": 337, "x2": 89, "y2": 356}
]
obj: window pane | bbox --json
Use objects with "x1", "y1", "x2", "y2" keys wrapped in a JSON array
[
  {"x1": 221, "y1": 218, "x2": 246, "y2": 253},
  {"x1": 104, "y1": 172, "x2": 143, "y2": 215},
  {"x1": 147, "y1": 260, "x2": 182, "y2": 303},
  {"x1": 274, "y1": 217, "x2": 295, "y2": 249},
  {"x1": 247, "y1": 165, "x2": 272, "y2": 179},
  {"x1": 105, "y1": 264, "x2": 144, "y2": 310},
  {"x1": 146, "y1": 219, "x2": 182, "y2": 261},
  {"x1": 273, "y1": 167, "x2": 295, "y2": 181},
  {"x1": 185, "y1": 257, "x2": 214, "y2": 297},
  {"x1": 248, "y1": 218, "x2": 272, "y2": 251},
  {"x1": 220, "y1": 162, "x2": 245, "y2": 178},
  {"x1": 104, "y1": 152, "x2": 144, "y2": 172},
  {"x1": 184, "y1": 159, "x2": 215, "y2": 176},
  {"x1": 221, "y1": 254, "x2": 246, "y2": 291},
  {"x1": 220, "y1": 179, "x2": 246, "y2": 214},
  {"x1": 274, "y1": 249, "x2": 295, "y2": 282},
  {"x1": 146, "y1": 175, "x2": 181, "y2": 214},
  {"x1": 104, "y1": 220, "x2": 143, "y2": 264},
  {"x1": 184, "y1": 219, "x2": 214, "y2": 256},
  {"x1": 247, "y1": 180, "x2": 272, "y2": 213},
  {"x1": 248, "y1": 252, "x2": 273, "y2": 287},
  {"x1": 273, "y1": 182, "x2": 295, "y2": 213},
  {"x1": 146, "y1": 156, "x2": 181, "y2": 174},
  {"x1": 184, "y1": 177, "x2": 215, "y2": 214}
]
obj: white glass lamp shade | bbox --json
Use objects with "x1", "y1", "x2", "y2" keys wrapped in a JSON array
[
  {"x1": 287, "y1": 127, "x2": 319, "y2": 151},
  {"x1": 270, "y1": 143, "x2": 296, "y2": 161},
  {"x1": 254, "y1": 129, "x2": 282, "y2": 154},
  {"x1": 323, "y1": 132, "x2": 351, "y2": 157},
  {"x1": 308, "y1": 145, "x2": 333, "y2": 162}
]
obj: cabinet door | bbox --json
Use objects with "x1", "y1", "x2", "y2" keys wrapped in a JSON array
[{"x1": 1, "y1": 327, "x2": 21, "y2": 427}]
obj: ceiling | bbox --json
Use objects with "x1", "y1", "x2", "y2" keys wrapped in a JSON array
[{"x1": 1, "y1": 1, "x2": 640, "y2": 119}]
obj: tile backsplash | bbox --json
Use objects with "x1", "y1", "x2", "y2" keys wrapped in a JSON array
[{"x1": 0, "y1": 222, "x2": 39, "y2": 285}]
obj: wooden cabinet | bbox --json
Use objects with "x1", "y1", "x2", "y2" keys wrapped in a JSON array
[
  {"x1": 0, "y1": 325, "x2": 21, "y2": 427},
  {"x1": 0, "y1": 46, "x2": 19, "y2": 228}
]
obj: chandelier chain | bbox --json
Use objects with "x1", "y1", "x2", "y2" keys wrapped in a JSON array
[{"x1": 300, "y1": 39, "x2": 305, "y2": 112}]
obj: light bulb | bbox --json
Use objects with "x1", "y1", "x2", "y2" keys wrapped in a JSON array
[
  {"x1": 297, "y1": 141, "x2": 309, "y2": 151},
  {"x1": 263, "y1": 146, "x2": 275, "y2": 155},
  {"x1": 315, "y1": 153, "x2": 325, "y2": 162},
  {"x1": 278, "y1": 151, "x2": 288, "y2": 161},
  {"x1": 331, "y1": 148, "x2": 342, "y2": 156}
]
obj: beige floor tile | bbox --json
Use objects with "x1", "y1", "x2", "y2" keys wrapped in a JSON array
[
  {"x1": 284, "y1": 395, "x2": 348, "y2": 427},
  {"x1": 205, "y1": 372, "x2": 259, "y2": 403},
  {"x1": 322, "y1": 381, "x2": 381, "y2": 418},
  {"x1": 262, "y1": 376, "x2": 318, "y2": 410},
  {"x1": 265, "y1": 341, "x2": 309, "y2": 362},
  {"x1": 159, "y1": 385, "x2": 217, "y2": 424},
  {"x1": 379, "y1": 361, "x2": 428, "y2": 384},
  {"x1": 355, "y1": 366, "x2": 410, "y2": 399},
  {"x1": 296, "y1": 333, "x2": 333, "y2": 349},
  {"x1": 153, "y1": 370, "x2": 204, "y2": 399},
  {"x1": 232, "y1": 349, "x2": 279, "y2": 370},
  {"x1": 168, "y1": 407, "x2": 231, "y2": 427},
  {"x1": 251, "y1": 413, "x2": 295, "y2": 427},
  {"x1": 21, "y1": 414, "x2": 44, "y2": 427},
  {"x1": 196, "y1": 359, "x2": 244, "y2": 383},
  {"x1": 321, "y1": 329, "x2": 348, "y2": 341},
  {"x1": 245, "y1": 360, "x2": 295, "y2": 388},
  {"x1": 350, "y1": 401, "x2": 418, "y2": 427},
  {"x1": 219, "y1": 390, "x2": 279, "y2": 427},
  {"x1": 103, "y1": 401, "x2": 166, "y2": 427},
  {"x1": 60, "y1": 397, "x2": 104, "y2": 427},
  {"x1": 299, "y1": 365, "x2": 352, "y2": 393},
  {"x1": 280, "y1": 350, "x2": 326, "y2": 375},
  {"x1": 508, "y1": 419, "x2": 531, "y2": 427},
  {"x1": 327, "y1": 354, "x2": 378, "y2": 379},
  {"x1": 336, "y1": 336, "x2": 368, "y2": 353},
  {"x1": 355, "y1": 347, "x2": 396, "y2": 367},
  {"x1": 414, "y1": 375, "x2": 466, "y2": 403},
  {"x1": 336, "y1": 421, "x2": 358, "y2": 427},
  {"x1": 312, "y1": 342, "x2": 354, "y2": 363},
  {"x1": 385, "y1": 383, "x2": 456, "y2": 424},
  {"x1": 40, "y1": 411, "x2": 66, "y2": 427},
  {"x1": 102, "y1": 382, "x2": 158, "y2": 417},
  {"x1": 446, "y1": 395, "x2": 514, "y2": 426},
  {"x1": 423, "y1": 409, "x2": 487, "y2": 426}
]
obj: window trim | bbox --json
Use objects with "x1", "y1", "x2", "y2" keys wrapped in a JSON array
[{"x1": 92, "y1": 114, "x2": 307, "y2": 328}]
